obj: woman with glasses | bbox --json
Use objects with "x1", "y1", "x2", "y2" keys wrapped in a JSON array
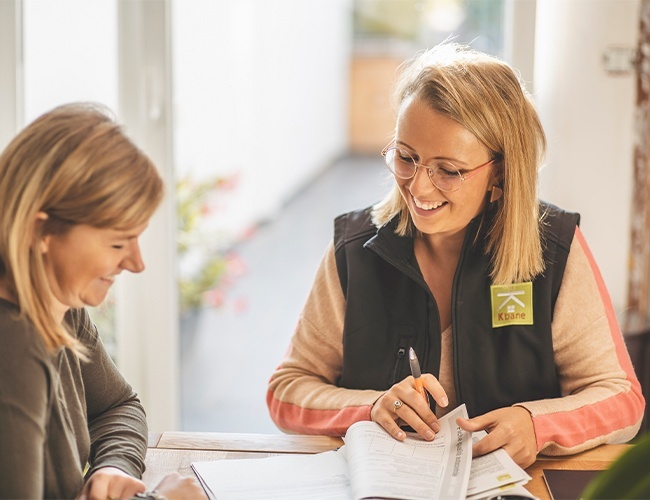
[
  {"x1": 0, "y1": 104, "x2": 205, "y2": 499},
  {"x1": 267, "y1": 42, "x2": 645, "y2": 468}
]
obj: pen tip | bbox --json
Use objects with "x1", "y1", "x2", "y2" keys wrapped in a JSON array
[{"x1": 409, "y1": 347, "x2": 415, "y2": 359}]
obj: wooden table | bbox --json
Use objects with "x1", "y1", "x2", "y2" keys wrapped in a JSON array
[{"x1": 144, "y1": 431, "x2": 630, "y2": 499}]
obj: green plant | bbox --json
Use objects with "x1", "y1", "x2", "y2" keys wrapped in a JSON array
[
  {"x1": 581, "y1": 431, "x2": 650, "y2": 499},
  {"x1": 176, "y1": 173, "x2": 243, "y2": 314}
]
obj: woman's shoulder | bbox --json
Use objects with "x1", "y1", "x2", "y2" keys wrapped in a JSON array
[
  {"x1": 63, "y1": 308, "x2": 100, "y2": 347},
  {"x1": 0, "y1": 300, "x2": 52, "y2": 387},
  {"x1": 539, "y1": 200, "x2": 581, "y2": 224},
  {"x1": 0, "y1": 300, "x2": 49, "y2": 356},
  {"x1": 334, "y1": 206, "x2": 377, "y2": 245},
  {"x1": 539, "y1": 200, "x2": 581, "y2": 249}
]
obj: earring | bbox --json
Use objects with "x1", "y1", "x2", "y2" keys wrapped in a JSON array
[{"x1": 489, "y1": 186, "x2": 503, "y2": 203}]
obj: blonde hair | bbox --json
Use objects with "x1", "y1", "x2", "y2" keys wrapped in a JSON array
[
  {"x1": 0, "y1": 102, "x2": 164, "y2": 352},
  {"x1": 372, "y1": 42, "x2": 546, "y2": 285}
]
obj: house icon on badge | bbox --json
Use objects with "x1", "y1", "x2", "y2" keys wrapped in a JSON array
[
  {"x1": 497, "y1": 290, "x2": 526, "y2": 312},
  {"x1": 490, "y1": 282, "x2": 534, "y2": 328}
]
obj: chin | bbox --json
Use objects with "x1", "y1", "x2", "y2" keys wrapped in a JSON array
[
  {"x1": 80, "y1": 294, "x2": 108, "y2": 308},
  {"x1": 411, "y1": 220, "x2": 440, "y2": 235}
]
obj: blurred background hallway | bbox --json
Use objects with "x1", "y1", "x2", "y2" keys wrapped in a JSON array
[{"x1": 180, "y1": 154, "x2": 388, "y2": 432}]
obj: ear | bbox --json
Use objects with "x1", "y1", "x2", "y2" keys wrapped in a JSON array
[
  {"x1": 33, "y1": 211, "x2": 50, "y2": 253},
  {"x1": 489, "y1": 186, "x2": 503, "y2": 203},
  {"x1": 487, "y1": 159, "x2": 504, "y2": 203}
]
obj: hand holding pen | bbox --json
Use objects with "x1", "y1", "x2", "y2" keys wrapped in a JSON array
[
  {"x1": 369, "y1": 346, "x2": 449, "y2": 442},
  {"x1": 408, "y1": 347, "x2": 430, "y2": 404}
]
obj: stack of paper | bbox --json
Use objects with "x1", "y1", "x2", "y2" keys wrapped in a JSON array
[
  {"x1": 465, "y1": 430, "x2": 532, "y2": 500},
  {"x1": 191, "y1": 404, "x2": 533, "y2": 500}
]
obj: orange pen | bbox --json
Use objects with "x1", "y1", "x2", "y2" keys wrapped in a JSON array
[{"x1": 409, "y1": 347, "x2": 430, "y2": 404}]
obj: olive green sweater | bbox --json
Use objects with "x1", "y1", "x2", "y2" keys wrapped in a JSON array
[{"x1": 0, "y1": 299, "x2": 148, "y2": 499}]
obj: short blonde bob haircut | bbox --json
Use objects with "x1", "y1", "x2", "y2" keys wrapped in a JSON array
[
  {"x1": 0, "y1": 103, "x2": 164, "y2": 352},
  {"x1": 372, "y1": 42, "x2": 546, "y2": 285}
]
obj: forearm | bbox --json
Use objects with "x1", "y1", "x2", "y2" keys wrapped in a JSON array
[
  {"x1": 520, "y1": 377, "x2": 643, "y2": 455},
  {"x1": 267, "y1": 345, "x2": 382, "y2": 435},
  {"x1": 74, "y1": 309, "x2": 148, "y2": 478},
  {"x1": 87, "y1": 393, "x2": 148, "y2": 478},
  {"x1": 522, "y1": 318, "x2": 643, "y2": 455}
]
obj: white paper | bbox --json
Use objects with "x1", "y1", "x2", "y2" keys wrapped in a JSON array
[
  {"x1": 345, "y1": 404, "x2": 472, "y2": 500},
  {"x1": 191, "y1": 450, "x2": 351, "y2": 500},
  {"x1": 467, "y1": 483, "x2": 537, "y2": 500},
  {"x1": 466, "y1": 430, "x2": 531, "y2": 497},
  {"x1": 191, "y1": 404, "x2": 531, "y2": 500}
]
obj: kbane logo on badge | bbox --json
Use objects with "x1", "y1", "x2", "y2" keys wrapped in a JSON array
[{"x1": 490, "y1": 282, "x2": 533, "y2": 328}]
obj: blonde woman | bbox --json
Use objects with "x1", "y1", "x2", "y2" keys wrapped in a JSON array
[
  {"x1": 267, "y1": 43, "x2": 645, "y2": 468},
  {"x1": 0, "y1": 104, "x2": 204, "y2": 499}
]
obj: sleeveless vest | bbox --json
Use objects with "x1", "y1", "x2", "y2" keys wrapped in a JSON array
[{"x1": 333, "y1": 202, "x2": 580, "y2": 417}]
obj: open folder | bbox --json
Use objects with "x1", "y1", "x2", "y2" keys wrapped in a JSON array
[{"x1": 191, "y1": 404, "x2": 532, "y2": 500}]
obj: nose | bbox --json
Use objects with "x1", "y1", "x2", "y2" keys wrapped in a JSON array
[
  {"x1": 122, "y1": 240, "x2": 145, "y2": 273},
  {"x1": 409, "y1": 164, "x2": 436, "y2": 193}
]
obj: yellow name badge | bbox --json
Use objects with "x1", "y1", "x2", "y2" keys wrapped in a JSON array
[{"x1": 490, "y1": 282, "x2": 533, "y2": 328}]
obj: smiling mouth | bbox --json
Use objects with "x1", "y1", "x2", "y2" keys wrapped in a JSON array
[{"x1": 413, "y1": 196, "x2": 447, "y2": 211}]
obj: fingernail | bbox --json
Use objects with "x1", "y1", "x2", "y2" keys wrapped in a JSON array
[
  {"x1": 425, "y1": 430, "x2": 435, "y2": 440},
  {"x1": 440, "y1": 396, "x2": 449, "y2": 407},
  {"x1": 432, "y1": 423, "x2": 440, "y2": 433},
  {"x1": 397, "y1": 431, "x2": 405, "y2": 439}
]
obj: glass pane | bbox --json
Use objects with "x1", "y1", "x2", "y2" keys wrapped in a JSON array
[
  {"x1": 353, "y1": 0, "x2": 504, "y2": 56},
  {"x1": 23, "y1": 0, "x2": 119, "y2": 358}
]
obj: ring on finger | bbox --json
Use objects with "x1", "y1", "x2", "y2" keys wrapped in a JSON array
[{"x1": 393, "y1": 400, "x2": 403, "y2": 413}]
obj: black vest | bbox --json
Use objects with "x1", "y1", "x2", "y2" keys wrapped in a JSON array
[{"x1": 333, "y1": 202, "x2": 580, "y2": 418}]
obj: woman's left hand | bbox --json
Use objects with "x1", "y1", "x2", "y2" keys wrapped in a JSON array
[
  {"x1": 77, "y1": 466, "x2": 146, "y2": 500},
  {"x1": 456, "y1": 406, "x2": 537, "y2": 468}
]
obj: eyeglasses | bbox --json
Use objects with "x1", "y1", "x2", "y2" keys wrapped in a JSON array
[{"x1": 381, "y1": 143, "x2": 494, "y2": 193}]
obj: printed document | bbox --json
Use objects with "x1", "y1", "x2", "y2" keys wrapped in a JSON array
[
  {"x1": 191, "y1": 404, "x2": 529, "y2": 499},
  {"x1": 466, "y1": 431, "x2": 532, "y2": 499},
  {"x1": 344, "y1": 404, "x2": 471, "y2": 499}
]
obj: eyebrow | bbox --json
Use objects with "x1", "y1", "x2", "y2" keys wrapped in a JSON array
[
  {"x1": 394, "y1": 140, "x2": 469, "y2": 166},
  {"x1": 110, "y1": 231, "x2": 140, "y2": 241}
]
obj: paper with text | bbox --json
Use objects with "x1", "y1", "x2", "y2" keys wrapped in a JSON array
[
  {"x1": 465, "y1": 430, "x2": 531, "y2": 498},
  {"x1": 190, "y1": 403, "x2": 532, "y2": 499},
  {"x1": 344, "y1": 404, "x2": 472, "y2": 500}
]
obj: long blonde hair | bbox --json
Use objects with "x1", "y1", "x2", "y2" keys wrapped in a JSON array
[
  {"x1": 372, "y1": 42, "x2": 546, "y2": 285},
  {"x1": 0, "y1": 103, "x2": 164, "y2": 352}
]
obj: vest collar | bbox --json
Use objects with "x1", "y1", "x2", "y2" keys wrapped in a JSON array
[{"x1": 363, "y1": 206, "x2": 491, "y2": 268}]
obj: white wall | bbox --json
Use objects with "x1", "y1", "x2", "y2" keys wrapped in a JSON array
[
  {"x1": 172, "y1": 0, "x2": 353, "y2": 237},
  {"x1": 535, "y1": 0, "x2": 639, "y2": 316},
  {"x1": 503, "y1": 0, "x2": 536, "y2": 93}
]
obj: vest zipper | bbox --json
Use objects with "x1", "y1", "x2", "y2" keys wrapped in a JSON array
[
  {"x1": 450, "y1": 216, "x2": 480, "y2": 404},
  {"x1": 390, "y1": 346, "x2": 407, "y2": 386}
]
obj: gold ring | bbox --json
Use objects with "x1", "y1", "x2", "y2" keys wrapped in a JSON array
[{"x1": 393, "y1": 400, "x2": 403, "y2": 412}]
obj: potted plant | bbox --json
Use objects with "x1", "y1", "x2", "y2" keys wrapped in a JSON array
[
  {"x1": 581, "y1": 430, "x2": 650, "y2": 499},
  {"x1": 176, "y1": 173, "x2": 245, "y2": 334}
]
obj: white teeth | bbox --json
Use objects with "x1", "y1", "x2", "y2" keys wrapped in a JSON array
[{"x1": 414, "y1": 198, "x2": 445, "y2": 210}]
